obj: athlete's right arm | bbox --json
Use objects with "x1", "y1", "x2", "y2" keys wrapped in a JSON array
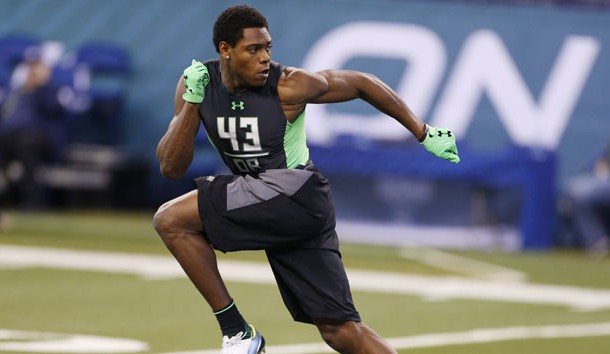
[{"x1": 156, "y1": 76, "x2": 200, "y2": 179}]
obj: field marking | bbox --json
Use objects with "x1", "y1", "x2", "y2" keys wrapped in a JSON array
[
  {"x1": 0, "y1": 329, "x2": 148, "y2": 353},
  {"x1": 2, "y1": 245, "x2": 610, "y2": 312},
  {"x1": 3, "y1": 322, "x2": 610, "y2": 354},
  {"x1": 398, "y1": 243, "x2": 527, "y2": 282},
  {"x1": 157, "y1": 322, "x2": 610, "y2": 354}
]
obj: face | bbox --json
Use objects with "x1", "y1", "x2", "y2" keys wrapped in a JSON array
[
  {"x1": 224, "y1": 27, "x2": 272, "y2": 89},
  {"x1": 24, "y1": 60, "x2": 50, "y2": 90}
]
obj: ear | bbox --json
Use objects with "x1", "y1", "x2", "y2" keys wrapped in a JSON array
[{"x1": 219, "y1": 41, "x2": 231, "y2": 58}]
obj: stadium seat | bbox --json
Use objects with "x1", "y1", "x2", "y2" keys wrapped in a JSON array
[{"x1": 70, "y1": 42, "x2": 132, "y2": 145}]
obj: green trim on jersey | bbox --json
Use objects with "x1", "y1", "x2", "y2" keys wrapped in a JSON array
[{"x1": 284, "y1": 111, "x2": 309, "y2": 168}]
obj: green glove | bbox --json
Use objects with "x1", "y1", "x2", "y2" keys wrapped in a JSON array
[
  {"x1": 421, "y1": 125, "x2": 460, "y2": 163},
  {"x1": 182, "y1": 59, "x2": 210, "y2": 103}
]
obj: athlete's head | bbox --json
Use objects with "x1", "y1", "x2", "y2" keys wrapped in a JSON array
[
  {"x1": 214, "y1": 6, "x2": 272, "y2": 89},
  {"x1": 213, "y1": 5, "x2": 269, "y2": 54}
]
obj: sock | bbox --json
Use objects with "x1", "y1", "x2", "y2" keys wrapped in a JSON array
[{"x1": 214, "y1": 300, "x2": 251, "y2": 338}]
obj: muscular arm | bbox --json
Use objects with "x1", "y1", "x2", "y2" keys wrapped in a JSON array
[
  {"x1": 312, "y1": 70, "x2": 427, "y2": 140},
  {"x1": 156, "y1": 76, "x2": 200, "y2": 179},
  {"x1": 278, "y1": 68, "x2": 425, "y2": 139}
]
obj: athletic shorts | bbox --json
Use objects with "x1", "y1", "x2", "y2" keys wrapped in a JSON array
[{"x1": 195, "y1": 164, "x2": 361, "y2": 323}]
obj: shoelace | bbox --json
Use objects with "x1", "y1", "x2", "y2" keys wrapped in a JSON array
[{"x1": 224, "y1": 331, "x2": 246, "y2": 347}]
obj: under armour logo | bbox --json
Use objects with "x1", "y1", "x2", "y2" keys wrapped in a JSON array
[
  {"x1": 231, "y1": 101, "x2": 245, "y2": 111},
  {"x1": 429, "y1": 130, "x2": 453, "y2": 138}
]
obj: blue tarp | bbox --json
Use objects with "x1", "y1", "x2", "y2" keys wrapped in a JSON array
[{"x1": 310, "y1": 142, "x2": 556, "y2": 249}]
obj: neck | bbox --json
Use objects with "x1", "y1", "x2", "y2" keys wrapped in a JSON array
[{"x1": 219, "y1": 59, "x2": 248, "y2": 94}]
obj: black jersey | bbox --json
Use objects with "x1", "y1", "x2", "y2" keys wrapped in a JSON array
[
  {"x1": 199, "y1": 60, "x2": 308, "y2": 175},
  {"x1": 193, "y1": 61, "x2": 359, "y2": 325}
]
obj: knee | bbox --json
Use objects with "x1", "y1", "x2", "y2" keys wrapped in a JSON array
[
  {"x1": 153, "y1": 202, "x2": 177, "y2": 240},
  {"x1": 153, "y1": 190, "x2": 203, "y2": 244},
  {"x1": 315, "y1": 320, "x2": 361, "y2": 353}
]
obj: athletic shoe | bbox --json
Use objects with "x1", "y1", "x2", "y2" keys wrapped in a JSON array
[{"x1": 221, "y1": 325, "x2": 265, "y2": 354}]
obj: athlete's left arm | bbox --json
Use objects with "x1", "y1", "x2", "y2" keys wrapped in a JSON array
[{"x1": 310, "y1": 69, "x2": 427, "y2": 141}]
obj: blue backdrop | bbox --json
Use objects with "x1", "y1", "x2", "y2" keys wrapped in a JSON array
[{"x1": 1, "y1": 0, "x2": 609, "y2": 249}]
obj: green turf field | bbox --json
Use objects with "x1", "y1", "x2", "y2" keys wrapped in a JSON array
[{"x1": 1, "y1": 210, "x2": 609, "y2": 354}]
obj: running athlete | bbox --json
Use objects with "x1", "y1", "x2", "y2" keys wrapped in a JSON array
[{"x1": 154, "y1": 5, "x2": 459, "y2": 354}]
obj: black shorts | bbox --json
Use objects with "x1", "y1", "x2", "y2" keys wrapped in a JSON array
[
  {"x1": 265, "y1": 246, "x2": 360, "y2": 324},
  {"x1": 195, "y1": 166, "x2": 361, "y2": 323}
]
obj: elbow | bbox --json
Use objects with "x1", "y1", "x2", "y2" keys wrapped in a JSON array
[
  {"x1": 157, "y1": 146, "x2": 190, "y2": 180},
  {"x1": 159, "y1": 161, "x2": 186, "y2": 180}
]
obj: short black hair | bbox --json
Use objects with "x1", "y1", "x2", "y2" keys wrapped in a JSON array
[{"x1": 213, "y1": 5, "x2": 269, "y2": 53}]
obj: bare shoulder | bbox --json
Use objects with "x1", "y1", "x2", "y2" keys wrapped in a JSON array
[{"x1": 278, "y1": 66, "x2": 329, "y2": 105}]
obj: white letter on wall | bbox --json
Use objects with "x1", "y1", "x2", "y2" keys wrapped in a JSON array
[
  {"x1": 302, "y1": 21, "x2": 446, "y2": 145},
  {"x1": 430, "y1": 30, "x2": 600, "y2": 149}
]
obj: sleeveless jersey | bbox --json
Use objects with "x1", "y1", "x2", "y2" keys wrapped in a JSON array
[{"x1": 199, "y1": 60, "x2": 309, "y2": 175}]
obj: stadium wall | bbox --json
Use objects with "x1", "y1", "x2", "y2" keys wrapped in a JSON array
[{"x1": 1, "y1": 0, "x2": 609, "y2": 249}]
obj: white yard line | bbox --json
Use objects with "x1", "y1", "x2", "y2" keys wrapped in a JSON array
[
  {"x1": 0, "y1": 329, "x2": 148, "y2": 353},
  {"x1": 1, "y1": 245, "x2": 610, "y2": 312},
  {"x1": 398, "y1": 243, "x2": 527, "y2": 282},
  {"x1": 2, "y1": 322, "x2": 610, "y2": 354},
  {"x1": 158, "y1": 322, "x2": 610, "y2": 354}
]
